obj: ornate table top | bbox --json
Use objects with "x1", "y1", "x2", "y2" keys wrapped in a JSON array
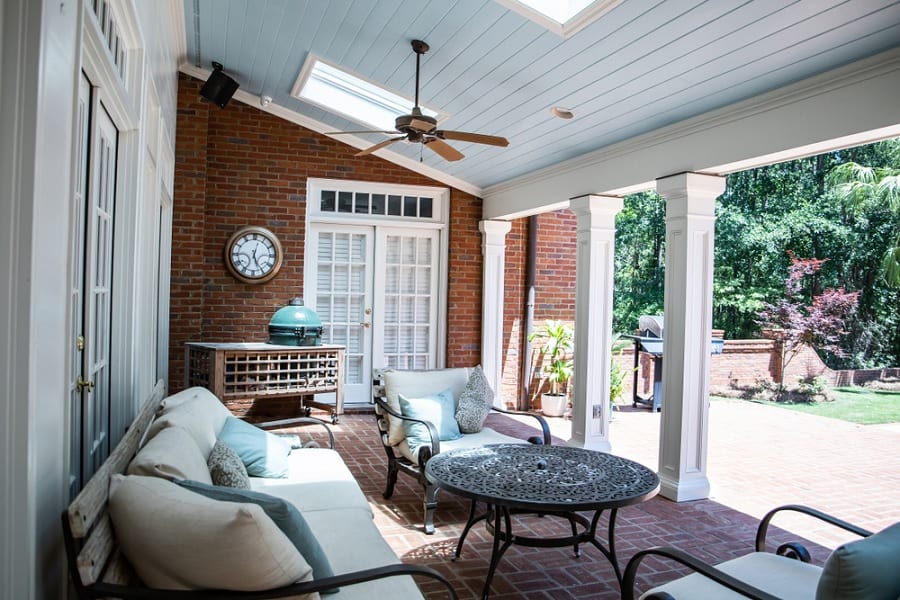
[{"x1": 425, "y1": 444, "x2": 659, "y2": 511}]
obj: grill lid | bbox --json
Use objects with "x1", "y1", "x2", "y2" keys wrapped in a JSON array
[
  {"x1": 268, "y1": 297, "x2": 323, "y2": 330},
  {"x1": 639, "y1": 315, "x2": 664, "y2": 338}
]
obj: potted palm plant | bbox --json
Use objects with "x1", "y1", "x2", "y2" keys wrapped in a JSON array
[{"x1": 528, "y1": 320, "x2": 574, "y2": 417}]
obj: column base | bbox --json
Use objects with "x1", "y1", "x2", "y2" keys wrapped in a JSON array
[
  {"x1": 565, "y1": 435, "x2": 612, "y2": 452},
  {"x1": 659, "y1": 473, "x2": 711, "y2": 502}
]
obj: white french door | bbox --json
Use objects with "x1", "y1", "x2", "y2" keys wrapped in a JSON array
[
  {"x1": 306, "y1": 223, "x2": 442, "y2": 406},
  {"x1": 68, "y1": 72, "x2": 118, "y2": 497}
]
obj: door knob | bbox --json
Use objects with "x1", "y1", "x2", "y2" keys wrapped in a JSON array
[
  {"x1": 76, "y1": 375, "x2": 95, "y2": 393},
  {"x1": 359, "y1": 322, "x2": 371, "y2": 328}
]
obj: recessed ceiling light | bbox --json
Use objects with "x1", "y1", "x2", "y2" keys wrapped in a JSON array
[{"x1": 551, "y1": 106, "x2": 575, "y2": 119}]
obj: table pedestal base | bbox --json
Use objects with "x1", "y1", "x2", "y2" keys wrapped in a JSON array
[{"x1": 453, "y1": 500, "x2": 622, "y2": 600}]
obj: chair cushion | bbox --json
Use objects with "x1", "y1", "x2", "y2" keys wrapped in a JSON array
[
  {"x1": 218, "y1": 416, "x2": 293, "y2": 478},
  {"x1": 399, "y1": 388, "x2": 462, "y2": 451},
  {"x1": 207, "y1": 439, "x2": 251, "y2": 489},
  {"x1": 382, "y1": 368, "x2": 471, "y2": 446},
  {"x1": 398, "y1": 427, "x2": 527, "y2": 466},
  {"x1": 641, "y1": 551, "x2": 822, "y2": 600},
  {"x1": 174, "y1": 479, "x2": 336, "y2": 591},
  {"x1": 126, "y1": 426, "x2": 212, "y2": 484},
  {"x1": 455, "y1": 365, "x2": 493, "y2": 433},
  {"x1": 108, "y1": 474, "x2": 313, "y2": 593},
  {"x1": 816, "y1": 522, "x2": 900, "y2": 600}
]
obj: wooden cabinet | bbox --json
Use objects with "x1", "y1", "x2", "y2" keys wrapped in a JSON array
[{"x1": 185, "y1": 342, "x2": 345, "y2": 422}]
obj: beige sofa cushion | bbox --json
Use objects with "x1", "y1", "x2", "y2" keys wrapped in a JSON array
[
  {"x1": 382, "y1": 368, "x2": 470, "y2": 446},
  {"x1": 108, "y1": 474, "x2": 315, "y2": 594},
  {"x1": 250, "y1": 448, "x2": 371, "y2": 514},
  {"x1": 145, "y1": 388, "x2": 230, "y2": 457},
  {"x1": 304, "y1": 507, "x2": 424, "y2": 600},
  {"x1": 126, "y1": 426, "x2": 212, "y2": 484}
]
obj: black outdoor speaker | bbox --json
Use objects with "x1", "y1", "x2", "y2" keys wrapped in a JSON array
[{"x1": 200, "y1": 61, "x2": 239, "y2": 109}]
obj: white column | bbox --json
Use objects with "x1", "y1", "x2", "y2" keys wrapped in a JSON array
[
  {"x1": 656, "y1": 172, "x2": 725, "y2": 501},
  {"x1": 480, "y1": 220, "x2": 511, "y2": 406},
  {"x1": 567, "y1": 195, "x2": 623, "y2": 451}
]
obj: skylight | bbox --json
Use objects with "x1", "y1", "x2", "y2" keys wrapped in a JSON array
[
  {"x1": 292, "y1": 55, "x2": 442, "y2": 133},
  {"x1": 518, "y1": 0, "x2": 595, "y2": 24},
  {"x1": 495, "y1": 0, "x2": 624, "y2": 37}
]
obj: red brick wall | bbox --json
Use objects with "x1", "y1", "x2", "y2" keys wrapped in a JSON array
[{"x1": 169, "y1": 73, "x2": 482, "y2": 415}]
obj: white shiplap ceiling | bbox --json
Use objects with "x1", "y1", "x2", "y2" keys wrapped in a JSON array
[{"x1": 182, "y1": 0, "x2": 900, "y2": 193}]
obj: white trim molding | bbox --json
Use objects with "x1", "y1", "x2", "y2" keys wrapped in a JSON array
[
  {"x1": 482, "y1": 47, "x2": 900, "y2": 220},
  {"x1": 567, "y1": 195, "x2": 623, "y2": 451},
  {"x1": 655, "y1": 172, "x2": 725, "y2": 502},
  {"x1": 479, "y1": 220, "x2": 512, "y2": 405}
]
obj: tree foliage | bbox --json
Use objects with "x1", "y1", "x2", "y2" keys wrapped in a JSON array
[
  {"x1": 613, "y1": 138, "x2": 900, "y2": 368},
  {"x1": 757, "y1": 253, "x2": 859, "y2": 381}
]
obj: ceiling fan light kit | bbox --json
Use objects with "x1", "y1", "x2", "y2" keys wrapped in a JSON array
[{"x1": 329, "y1": 39, "x2": 509, "y2": 161}]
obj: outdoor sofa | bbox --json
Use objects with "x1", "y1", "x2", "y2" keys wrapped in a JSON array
[{"x1": 63, "y1": 381, "x2": 456, "y2": 599}]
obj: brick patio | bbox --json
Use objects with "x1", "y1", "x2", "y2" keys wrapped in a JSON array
[{"x1": 296, "y1": 398, "x2": 899, "y2": 599}]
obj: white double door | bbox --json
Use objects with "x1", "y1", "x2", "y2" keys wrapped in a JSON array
[{"x1": 306, "y1": 223, "x2": 442, "y2": 406}]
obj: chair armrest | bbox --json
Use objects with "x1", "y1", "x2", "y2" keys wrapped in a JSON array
[
  {"x1": 490, "y1": 405, "x2": 552, "y2": 445},
  {"x1": 373, "y1": 397, "x2": 441, "y2": 458},
  {"x1": 90, "y1": 563, "x2": 458, "y2": 599},
  {"x1": 622, "y1": 546, "x2": 782, "y2": 600},
  {"x1": 755, "y1": 504, "x2": 872, "y2": 554},
  {"x1": 255, "y1": 417, "x2": 335, "y2": 449}
]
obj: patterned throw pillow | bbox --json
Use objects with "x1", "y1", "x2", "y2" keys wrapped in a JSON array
[
  {"x1": 455, "y1": 365, "x2": 494, "y2": 433},
  {"x1": 207, "y1": 439, "x2": 251, "y2": 489}
]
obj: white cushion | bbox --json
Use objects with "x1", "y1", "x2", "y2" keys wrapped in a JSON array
[
  {"x1": 641, "y1": 552, "x2": 823, "y2": 600},
  {"x1": 145, "y1": 391, "x2": 227, "y2": 457},
  {"x1": 397, "y1": 427, "x2": 526, "y2": 465},
  {"x1": 382, "y1": 368, "x2": 471, "y2": 446},
  {"x1": 126, "y1": 426, "x2": 212, "y2": 484},
  {"x1": 249, "y1": 448, "x2": 371, "y2": 513},
  {"x1": 108, "y1": 474, "x2": 314, "y2": 593},
  {"x1": 303, "y1": 508, "x2": 424, "y2": 600}
]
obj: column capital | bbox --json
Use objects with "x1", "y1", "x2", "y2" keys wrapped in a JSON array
[
  {"x1": 479, "y1": 219, "x2": 512, "y2": 238},
  {"x1": 656, "y1": 172, "x2": 726, "y2": 200},
  {"x1": 569, "y1": 194, "x2": 624, "y2": 217}
]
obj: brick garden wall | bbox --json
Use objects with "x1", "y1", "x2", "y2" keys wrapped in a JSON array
[{"x1": 170, "y1": 73, "x2": 482, "y2": 417}]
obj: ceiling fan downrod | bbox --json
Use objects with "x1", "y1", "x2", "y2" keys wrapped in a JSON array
[{"x1": 411, "y1": 39, "x2": 429, "y2": 110}]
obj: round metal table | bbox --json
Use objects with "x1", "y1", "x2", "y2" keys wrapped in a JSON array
[{"x1": 425, "y1": 443, "x2": 659, "y2": 599}]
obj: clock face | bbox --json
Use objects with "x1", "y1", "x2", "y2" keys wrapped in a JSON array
[{"x1": 224, "y1": 226, "x2": 283, "y2": 284}]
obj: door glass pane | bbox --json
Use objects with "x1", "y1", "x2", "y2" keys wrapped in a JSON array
[
  {"x1": 316, "y1": 232, "x2": 367, "y2": 385},
  {"x1": 381, "y1": 234, "x2": 434, "y2": 369}
]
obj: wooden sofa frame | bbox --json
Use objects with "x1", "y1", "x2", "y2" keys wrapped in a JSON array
[
  {"x1": 62, "y1": 380, "x2": 458, "y2": 600},
  {"x1": 372, "y1": 369, "x2": 552, "y2": 534}
]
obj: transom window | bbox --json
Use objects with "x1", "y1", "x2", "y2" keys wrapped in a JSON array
[
  {"x1": 292, "y1": 56, "x2": 443, "y2": 132},
  {"x1": 308, "y1": 179, "x2": 447, "y2": 224}
]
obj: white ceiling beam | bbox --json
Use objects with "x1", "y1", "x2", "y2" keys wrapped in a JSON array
[{"x1": 482, "y1": 47, "x2": 900, "y2": 220}]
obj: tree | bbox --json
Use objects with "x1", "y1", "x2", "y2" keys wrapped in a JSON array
[
  {"x1": 757, "y1": 252, "x2": 860, "y2": 387},
  {"x1": 827, "y1": 159, "x2": 900, "y2": 286}
]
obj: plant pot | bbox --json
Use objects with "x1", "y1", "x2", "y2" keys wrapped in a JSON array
[{"x1": 540, "y1": 393, "x2": 568, "y2": 417}]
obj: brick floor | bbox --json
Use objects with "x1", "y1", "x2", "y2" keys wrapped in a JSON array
[{"x1": 293, "y1": 399, "x2": 899, "y2": 599}]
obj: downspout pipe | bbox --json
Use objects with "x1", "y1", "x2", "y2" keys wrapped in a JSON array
[{"x1": 520, "y1": 215, "x2": 537, "y2": 410}]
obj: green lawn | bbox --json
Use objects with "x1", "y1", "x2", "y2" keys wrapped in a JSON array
[{"x1": 723, "y1": 387, "x2": 900, "y2": 425}]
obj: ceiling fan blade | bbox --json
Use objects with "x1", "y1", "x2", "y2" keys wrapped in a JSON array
[
  {"x1": 424, "y1": 138, "x2": 464, "y2": 161},
  {"x1": 325, "y1": 130, "x2": 398, "y2": 135},
  {"x1": 409, "y1": 118, "x2": 436, "y2": 133},
  {"x1": 355, "y1": 136, "x2": 406, "y2": 157},
  {"x1": 436, "y1": 130, "x2": 509, "y2": 147}
]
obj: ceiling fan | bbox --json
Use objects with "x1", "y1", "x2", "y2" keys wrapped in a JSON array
[{"x1": 326, "y1": 39, "x2": 509, "y2": 161}]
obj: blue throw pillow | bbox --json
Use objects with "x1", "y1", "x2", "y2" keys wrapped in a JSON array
[
  {"x1": 217, "y1": 416, "x2": 292, "y2": 478},
  {"x1": 399, "y1": 388, "x2": 462, "y2": 451},
  {"x1": 174, "y1": 479, "x2": 337, "y2": 593}
]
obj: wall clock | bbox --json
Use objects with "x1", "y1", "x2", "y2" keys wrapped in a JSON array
[{"x1": 224, "y1": 226, "x2": 283, "y2": 284}]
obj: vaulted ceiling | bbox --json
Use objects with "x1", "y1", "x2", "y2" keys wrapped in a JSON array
[{"x1": 182, "y1": 0, "x2": 900, "y2": 194}]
